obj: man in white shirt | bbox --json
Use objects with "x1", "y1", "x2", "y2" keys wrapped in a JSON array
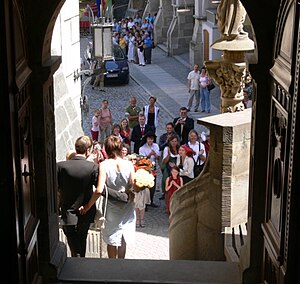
[{"x1": 187, "y1": 64, "x2": 200, "y2": 112}]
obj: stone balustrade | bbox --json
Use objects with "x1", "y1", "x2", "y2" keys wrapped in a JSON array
[{"x1": 169, "y1": 110, "x2": 251, "y2": 261}]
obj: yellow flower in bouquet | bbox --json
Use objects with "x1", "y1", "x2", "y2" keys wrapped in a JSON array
[{"x1": 133, "y1": 168, "x2": 155, "y2": 192}]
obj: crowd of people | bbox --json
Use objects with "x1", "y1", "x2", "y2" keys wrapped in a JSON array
[
  {"x1": 111, "y1": 13, "x2": 156, "y2": 66},
  {"x1": 57, "y1": 93, "x2": 211, "y2": 259},
  {"x1": 58, "y1": 15, "x2": 254, "y2": 257}
]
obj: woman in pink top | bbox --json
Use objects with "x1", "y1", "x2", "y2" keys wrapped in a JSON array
[{"x1": 98, "y1": 99, "x2": 113, "y2": 145}]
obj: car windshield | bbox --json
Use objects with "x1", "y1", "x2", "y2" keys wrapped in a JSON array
[
  {"x1": 113, "y1": 45, "x2": 125, "y2": 60},
  {"x1": 105, "y1": 60, "x2": 118, "y2": 70}
]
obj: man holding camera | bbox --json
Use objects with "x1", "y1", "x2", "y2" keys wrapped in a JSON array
[{"x1": 173, "y1": 107, "x2": 194, "y2": 145}]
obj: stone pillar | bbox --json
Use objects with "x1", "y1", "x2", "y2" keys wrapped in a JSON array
[
  {"x1": 169, "y1": 110, "x2": 251, "y2": 260},
  {"x1": 143, "y1": 0, "x2": 160, "y2": 18},
  {"x1": 189, "y1": 0, "x2": 207, "y2": 67},
  {"x1": 128, "y1": 0, "x2": 145, "y2": 10},
  {"x1": 167, "y1": 0, "x2": 194, "y2": 55},
  {"x1": 205, "y1": 0, "x2": 254, "y2": 113},
  {"x1": 189, "y1": 17, "x2": 203, "y2": 67},
  {"x1": 126, "y1": 0, "x2": 146, "y2": 18},
  {"x1": 154, "y1": 0, "x2": 173, "y2": 45},
  {"x1": 206, "y1": 51, "x2": 248, "y2": 113}
]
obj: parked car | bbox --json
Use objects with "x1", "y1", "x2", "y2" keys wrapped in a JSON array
[{"x1": 104, "y1": 43, "x2": 129, "y2": 85}]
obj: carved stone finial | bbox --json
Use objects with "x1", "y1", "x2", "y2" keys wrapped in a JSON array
[
  {"x1": 205, "y1": 0, "x2": 253, "y2": 113},
  {"x1": 211, "y1": 0, "x2": 254, "y2": 51}
]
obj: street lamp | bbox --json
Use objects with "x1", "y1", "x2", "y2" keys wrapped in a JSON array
[
  {"x1": 91, "y1": 18, "x2": 114, "y2": 90},
  {"x1": 92, "y1": 19, "x2": 113, "y2": 59}
]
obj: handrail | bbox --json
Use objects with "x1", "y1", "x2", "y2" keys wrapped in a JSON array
[{"x1": 85, "y1": 4, "x2": 95, "y2": 24}]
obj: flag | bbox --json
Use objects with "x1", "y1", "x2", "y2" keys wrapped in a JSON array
[
  {"x1": 106, "y1": 0, "x2": 113, "y2": 19},
  {"x1": 96, "y1": 0, "x2": 101, "y2": 17},
  {"x1": 107, "y1": 0, "x2": 112, "y2": 10},
  {"x1": 100, "y1": 0, "x2": 112, "y2": 19},
  {"x1": 102, "y1": 0, "x2": 106, "y2": 14}
]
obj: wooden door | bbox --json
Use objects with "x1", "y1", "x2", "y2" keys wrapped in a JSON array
[
  {"x1": 263, "y1": 1, "x2": 300, "y2": 283},
  {"x1": 5, "y1": 1, "x2": 41, "y2": 282}
]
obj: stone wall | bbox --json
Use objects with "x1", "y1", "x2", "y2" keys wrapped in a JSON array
[
  {"x1": 143, "y1": 0, "x2": 160, "y2": 19},
  {"x1": 169, "y1": 110, "x2": 251, "y2": 260},
  {"x1": 51, "y1": 0, "x2": 84, "y2": 162},
  {"x1": 167, "y1": 7, "x2": 194, "y2": 55},
  {"x1": 154, "y1": 0, "x2": 173, "y2": 45}
]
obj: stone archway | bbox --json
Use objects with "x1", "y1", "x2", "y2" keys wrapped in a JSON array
[{"x1": 5, "y1": 0, "x2": 300, "y2": 282}]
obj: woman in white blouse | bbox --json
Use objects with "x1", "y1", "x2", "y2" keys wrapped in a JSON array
[
  {"x1": 176, "y1": 145, "x2": 194, "y2": 184},
  {"x1": 139, "y1": 131, "x2": 160, "y2": 207}
]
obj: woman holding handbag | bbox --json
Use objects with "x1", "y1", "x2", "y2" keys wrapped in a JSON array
[
  {"x1": 186, "y1": 130, "x2": 206, "y2": 178},
  {"x1": 199, "y1": 66, "x2": 212, "y2": 113}
]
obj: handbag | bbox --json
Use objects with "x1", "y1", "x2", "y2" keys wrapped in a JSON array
[
  {"x1": 207, "y1": 83, "x2": 215, "y2": 91},
  {"x1": 192, "y1": 143, "x2": 204, "y2": 177},
  {"x1": 193, "y1": 163, "x2": 204, "y2": 177}
]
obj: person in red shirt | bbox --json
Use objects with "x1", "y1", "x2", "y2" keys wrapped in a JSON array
[
  {"x1": 165, "y1": 166, "x2": 183, "y2": 214},
  {"x1": 120, "y1": 117, "x2": 131, "y2": 151}
]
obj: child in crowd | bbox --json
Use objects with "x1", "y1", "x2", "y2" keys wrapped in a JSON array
[
  {"x1": 165, "y1": 166, "x2": 183, "y2": 215},
  {"x1": 130, "y1": 156, "x2": 151, "y2": 228},
  {"x1": 98, "y1": 100, "x2": 113, "y2": 145},
  {"x1": 134, "y1": 187, "x2": 151, "y2": 228},
  {"x1": 91, "y1": 109, "x2": 100, "y2": 142}
]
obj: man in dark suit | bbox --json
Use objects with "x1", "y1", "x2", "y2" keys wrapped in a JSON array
[
  {"x1": 158, "y1": 122, "x2": 180, "y2": 151},
  {"x1": 173, "y1": 107, "x2": 194, "y2": 145},
  {"x1": 131, "y1": 113, "x2": 153, "y2": 154},
  {"x1": 57, "y1": 135, "x2": 98, "y2": 257}
]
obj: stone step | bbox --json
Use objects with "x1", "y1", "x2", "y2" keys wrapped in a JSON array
[{"x1": 58, "y1": 258, "x2": 241, "y2": 283}]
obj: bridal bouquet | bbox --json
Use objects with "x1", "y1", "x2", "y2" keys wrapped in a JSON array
[{"x1": 133, "y1": 168, "x2": 155, "y2": 192}]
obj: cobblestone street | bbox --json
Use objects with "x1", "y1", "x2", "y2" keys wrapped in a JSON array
[
  {"x1": 81, "y1": 79, "x2": 171, "y2": 260},
  {"x1": 79, "y1": 35, "x2": 220, "y2": 260}
]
